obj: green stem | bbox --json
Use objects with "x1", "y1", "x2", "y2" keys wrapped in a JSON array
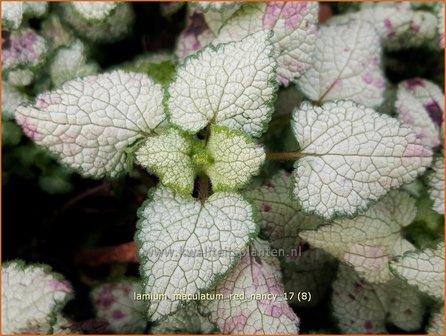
[{"x1": 265, "y1": 151, "x2": 303, "y2": 161}]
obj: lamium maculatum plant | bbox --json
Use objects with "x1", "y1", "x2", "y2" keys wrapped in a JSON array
[{"x1": 2, "y1": 1, "x2": 444, "y2": 335}]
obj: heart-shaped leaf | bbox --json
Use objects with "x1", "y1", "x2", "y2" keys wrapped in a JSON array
[
  {"x1": 168, "y1": 31, "x2": 277, "y2": 138},
  {"x1": 136, "y1": 186, "x2": 257, "y2": 321},
  {"x1": 291, "y1": 100, "x2": 432, "y2": 219}
]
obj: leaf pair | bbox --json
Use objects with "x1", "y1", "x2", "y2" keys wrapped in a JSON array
[
  {"x1": 136, "y1": 126, "x2": 264, "y2": 195},
  {"x1": 137, "y1": 30, "x2": 276, "y2": 194},
  {"x1": 134, "y1": 30, "x2": 300, "y2": 331}
]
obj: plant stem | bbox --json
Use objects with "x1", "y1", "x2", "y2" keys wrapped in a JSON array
[
  {"x1": 266, "y1": 151, "x2": 303, "y2": 161},
  {"x1": 61, "y1": 182, "x2": 111, "y2": 211},
  {"x1": 198, "y1": 174, "x2": 210, "y2": 204},
  {"x1": 75, "y1": 242, "x2": 138, "y2": 266}
]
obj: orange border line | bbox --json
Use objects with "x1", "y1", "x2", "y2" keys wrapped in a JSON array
[{"x1": 0, "y1": 1, "x2": 444, "y2": 336}]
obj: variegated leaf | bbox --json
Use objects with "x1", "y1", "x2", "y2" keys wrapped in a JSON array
[
  {"x1": 205, "y1": 126, "x2": 265, "y2": 191},
  {"x1": 2, "y1": 80, "x2": 29, "y2": 119},
  {"x1": 190, "y1": 2, "x2": 243, "y2": 12},
  {"x1": 247, "y1": 170, "x2": 336, "y2": 306},
  {"x1": 427, "y1": 157, "x2": 445, "y2": 215},
  {"x1": 217, "y1": 2, "x2": 319, "y2": 86},
  {"x1": 390, "y1": 242, "x2": 444, "y2": 300},
  {"x1": 15, "y1": 71, "x2": 165, "y2": 178},
  {"x1": 396, "y1": 78, "x2": 444, "y2": 148},
  {"x1": 175, "y1": 9, "x2": 215, "y2": 59},
  {"x1": 136, "y1": 128, "x2": 195, "y2": 195},
  {"x1": 330, "y1": 2, "x2": 438, "y2": 51},
  {"x1": 62, "y1": 2, "x2": 134, "y2": 43},
  {"x1": 151, "y1": 302, "x2": 215, "y2": 334},
  {"x1": 168, "y1": 31, "x2": 276, "y2": 138},
  {"x1": 291, "y1": 100, "x2": 432, "y2": 219},
  {"x1": 136, "y1": 186, "x2": 257, "y2": 321},
  {"x1": 91, "y1": 279, "x2": 146, "y2": 334},
  {"x1": 3, "y1": 28, "x2": 48, "y2": 84},
  {"x1": 50, "y1": 40, "x2": 99, "y2": 87},
  {"x1": 297, "y1": 20, "x2": 385, "y2": 107},
  {"x1": 2, "y1": 261, "x2": 73, "y2": 334},
  {"x1": 201, "y1": 239, "x2": 300, "y2": 334},
  {"x1": 332, "y1": 264, "x2": 425, "y2": 333},
  {"x1": 71, "y1": 2, "x2": 118, "y2": 21},
  {"x1": 300, "y1": 191, "x2": 417, "y2": 283}
]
